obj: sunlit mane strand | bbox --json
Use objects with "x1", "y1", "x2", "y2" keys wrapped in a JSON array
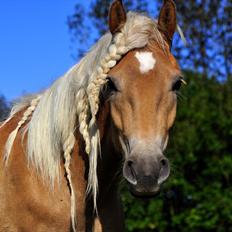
[
  {"x1": 3, "y1": 12, "x2": 167, "y2": 232},
  {"x1": 4, "y1": 95, "x2": 41, "y2": 163}
]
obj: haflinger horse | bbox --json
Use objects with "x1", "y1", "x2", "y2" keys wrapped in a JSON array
[{"x1": 0, "y1": 0, "x2": 184, "y2": 231}]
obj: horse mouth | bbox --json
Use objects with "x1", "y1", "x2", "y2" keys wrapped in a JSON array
[{"x1": 129, "y1": 185, "x2": 160, "y2": 199}]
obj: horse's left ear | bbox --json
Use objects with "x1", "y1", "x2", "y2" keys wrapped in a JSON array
[
  {"x1": 158, "y1": 0, "x2": 177, "y2": 48},
  {"x1": 109, "y1": 0, "x2": 127, "y2": 34}
]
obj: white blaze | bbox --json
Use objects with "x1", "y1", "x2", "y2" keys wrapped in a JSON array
[{"x1": 135, "y1": 51, "x2": 156, "y2": 74}]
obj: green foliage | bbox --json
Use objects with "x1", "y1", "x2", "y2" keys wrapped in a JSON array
[{"x1": 122, "y1": 72, "x2": 232, "y2": 231}]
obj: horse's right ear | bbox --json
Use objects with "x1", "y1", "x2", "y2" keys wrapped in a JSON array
[
  {"x1": 158, "y1": 0, "x2": 177, "y2": 48},
  {"x1": 109, "y1": 0, "x2": 126, "y2": 34}
]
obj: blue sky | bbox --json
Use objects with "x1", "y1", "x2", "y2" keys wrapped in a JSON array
[{"x1": 0, "y1": 1, "x2": 77, "y2": 101}]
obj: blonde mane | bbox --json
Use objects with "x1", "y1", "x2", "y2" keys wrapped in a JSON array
[{"x1": 2, "y1": 12, "x2": 167, "y2": 231}]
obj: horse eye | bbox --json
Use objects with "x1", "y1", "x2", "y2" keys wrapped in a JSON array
[
  {"x1": 106, "y1": 77, "x2": 118, "y2": 92},
  {"x1": 172, "y1": 79, "x2": 183, "y2": 92},
  {"x1": 101, "y1": 77, "x2": 118, "y2": 100}
]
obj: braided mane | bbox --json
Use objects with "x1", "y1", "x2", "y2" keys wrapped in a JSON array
[{"x1": 2, "y1": 12, "x2": 166, "y2": 231}]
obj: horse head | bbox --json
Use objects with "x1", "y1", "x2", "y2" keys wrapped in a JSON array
[{"x1": 102, "y1": 0, "x2": 183, "y2": 198}]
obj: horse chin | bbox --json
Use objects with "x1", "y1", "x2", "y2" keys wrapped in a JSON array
[{"x1": 129, "y1": 185, "x2": 161, "y2": 199}]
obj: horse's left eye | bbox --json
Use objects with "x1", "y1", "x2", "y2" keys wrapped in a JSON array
[{"x1": 172, "y1": 79, "x2": 183, "y2": 92}]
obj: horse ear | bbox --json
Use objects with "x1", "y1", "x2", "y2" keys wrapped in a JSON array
[
  {"x1": 109, "y1": 0, "x2": 127, "y2": 34},
  {"x1": 158, "y1": 0, "x2": 177, "y2": 48}
]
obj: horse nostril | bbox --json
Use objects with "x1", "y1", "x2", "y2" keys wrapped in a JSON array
[
  {"x1": 160, "y1": 158, "x2": 168, "y2": 168},
  {"x1": 124, "y1": 160, "x2": 137, "y2": 185},
  {"x1": 127, "y1": 160, "x2": 133, "y2": 167},
  {"x1": 158, "y1": 158, "x2": 170, "y2": 185}
]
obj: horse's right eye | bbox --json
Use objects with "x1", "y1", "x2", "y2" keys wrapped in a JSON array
[
  {"x1": 106, "y1": 77, "x2": 118, "y2": 93},
  {"x1": 101, "y1": 77, "x2": 119, "y2": 101}
]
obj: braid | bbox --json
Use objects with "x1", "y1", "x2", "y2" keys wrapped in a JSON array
[
  {"x1": 85, "y1": 31, "x2": 128, "y2": 210},
  {"x1": 63, "y1": 133, "x2": 77, "y2": 232},
  {"x1": 62, "y1": 89, "x2": 91, "y2": 231},
  {"x1": 87, "y1": 32, "x2": 127, "y2": 123},
  {"x1": 76, "y1": 89, "x2": 91, "y2": 154},
  {"x1": 4, "y1": 95, "x2": 41, "y2": 163}
]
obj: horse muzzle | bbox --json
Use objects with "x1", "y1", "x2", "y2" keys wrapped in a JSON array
[{"x1": 123, "y1": 154, "x2": 170, "y2": 198}]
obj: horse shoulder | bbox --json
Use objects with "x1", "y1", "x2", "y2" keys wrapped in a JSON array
[{"x1": 0, "y1": 111, "x2": 72, "y2": 231}]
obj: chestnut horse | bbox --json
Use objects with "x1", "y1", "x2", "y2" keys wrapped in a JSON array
[{"x1": 0, "y1": 0, "x2": 184, "y2": 231}]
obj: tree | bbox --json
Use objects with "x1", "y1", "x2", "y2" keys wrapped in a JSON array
[
  {"x1": 173, "y1": 0, "x2": 232, "y2": 79},
  {"x1": 0, "y1": 95, "x2": 9, "y2": 122},
  {"x1": 68, "y1": 0, "x2": 232, "y2": 80}
]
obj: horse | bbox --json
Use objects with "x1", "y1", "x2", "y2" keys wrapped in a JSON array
[{"x1": 0, "y1": 0, "x2": 184, "y2": 231}]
